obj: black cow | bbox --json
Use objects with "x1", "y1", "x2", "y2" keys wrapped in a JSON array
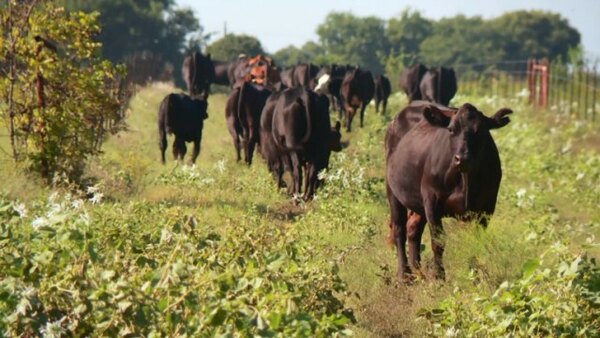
[
  {"x1": 269, "y1": 87, "x2": 342, "y2": 200},
  {"x1": 225, "y1": 82, "x2": 272, "y2": 165},
  {"x1": 340, "y1": 67, "x2": 375, "y2": 132},
  {"x1": 399, "y1": 63, "x2": 428, "y2": 102},
  {"x1": 259, "y1": 86, "x2": 288, "y2": 188},
  {"x1": 280, "y1": 63, "x2": 319, "y2": 88},
  {"x1": 158, "y1": 93, "x2": 209, "y2": 164},
  {"x1": 181, "y1": 51, "x2": 215, "y2": 98},
  {"x1": 374, "y1": 74, "x2": 392, "y2": 114},
  {"x1": 280, "y1": 67, "x2": 295, "y2": 88},
  {"x1": 385, "y1": 101, "x2": 512, "y2": 280},
  {"x1": 420, "y1": 66, "x2": 458, "y2": 106},
  {"x1": 212, "y1": 59, "x2": 233, "y2": 86},
  {"x1": 314, "y1": 64, "x2": 352, "y2": 115}
]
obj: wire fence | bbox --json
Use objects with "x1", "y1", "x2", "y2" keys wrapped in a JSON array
[{"x1": 452, "y1": 59, "x2": 599, "y2": 121}]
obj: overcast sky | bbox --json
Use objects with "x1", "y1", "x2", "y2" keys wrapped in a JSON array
[{"x1": 177, "y1": 0, "x2": 599, "y2": 58}]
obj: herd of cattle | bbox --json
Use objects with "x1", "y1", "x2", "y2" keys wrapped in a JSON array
[{"x1": 157, "y1": 51, "x2": 512, "y2": 280}]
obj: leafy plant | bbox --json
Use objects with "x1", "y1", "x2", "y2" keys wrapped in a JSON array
[{"x1": 0, "y1": 1, "x2": 128, "y2": 182}]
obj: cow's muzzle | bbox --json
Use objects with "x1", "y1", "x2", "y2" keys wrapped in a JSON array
[{"x1": 453, "y1": 154, "x2": 470, "y2": 172}]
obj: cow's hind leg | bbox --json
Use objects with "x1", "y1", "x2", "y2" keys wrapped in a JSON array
[
  {"x1": 407, "y1": 211, "x2": 427, "y2": 273},
  {"x1": 290, "y1": 152, "x2": 303, "y2": 199},
  {"x1": 159, "y1": 132, "x2": 167, "y2": 164},
  {"x1": 173, "y1": 136, "x2": 186, "y2": 163},
  {"x1": 245, "y1": 134, "x2": 257, "y2": 166},
  {"x1": 386, "y1": 184, "x2": 410, "y2": 281},
  {"x1": 303, "y1": 163, "x2": 319, "y2": 201},
  {"x1": 191, "y1": 137, "x2": 201, "y2": 165},
  {"x1": 375, "y1": 98, "x2": 380, "y2": 114},
  {"x1": 359, "y1": 103, "x2": 367, "y2": 128},
  {"x1": 382, "y1": 98, "x2": 388, "y2": 115}
]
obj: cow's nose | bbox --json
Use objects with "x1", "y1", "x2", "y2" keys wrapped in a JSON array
[{"x1": 454, "y1": 155, "x2": 461, "y2": 165}]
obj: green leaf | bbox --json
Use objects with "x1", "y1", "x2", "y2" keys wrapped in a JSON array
[
  {"x1": 522, "y1": 259, "x2": 540, "y2": 278},
  {"x1": 209, "y1": 308, "x2": 228, "y2": 326}
]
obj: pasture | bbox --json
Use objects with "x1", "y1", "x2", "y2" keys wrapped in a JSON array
[{"x1": 1, "y1": 83, "x2": 599, "y2": 336}]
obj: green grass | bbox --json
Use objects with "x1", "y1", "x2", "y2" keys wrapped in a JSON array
[{"x1": 0, "y1": 83, "x2": 599, "y2": 336}]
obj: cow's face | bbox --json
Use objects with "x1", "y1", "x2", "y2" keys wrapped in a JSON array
[{"x1": 424, "y1": 103, "x2": 512, "y2": 173}]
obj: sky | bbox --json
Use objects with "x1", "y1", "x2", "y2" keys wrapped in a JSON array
[{"x1": 177, "y1": 0, "x2": 600, "y2": 58}]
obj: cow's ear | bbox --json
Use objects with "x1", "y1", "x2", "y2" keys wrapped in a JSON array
[
  {"x1": 486, "y1": 108, "x2": 512, "y2": 129},
  {"x1": 423, "y1": 105, "x2": 452, "y2": 127},
  {"x1": 334, "y1": 121, "x2": 341, "y2": 132}
]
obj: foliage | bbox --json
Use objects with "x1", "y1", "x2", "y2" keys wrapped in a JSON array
[
  {"x1": 0, "y1": 2, "x2": 128, "y2": 182},
  {"x1": 0, "y1": 176, "x2": 353, "y2": 336},
  {"x1": 206, "y1": 34, "x2": 265, "y2": 62},
  {"x1": 386, "y1": 8, "x2": 432, "y2": 62},
  {"x1": 58, "y1": 0, "x2": 204, "y2": 85},
  {"x1": 419, "y1": 15, "x2": 504, "y2": 67},
  {"x1": 488, "y1": 10, "x2": 581, "y2": 62},
  {"x1": 273, "y1": 41, "x2": 325, "y2": 68},
  {"x1": 316, "y1": 12, "x2": 389, "y2": 74},
  {"x1": 418, "y1": 224, "x2": 600, "y2": 337},
  {"x1": 274, "y1": 9, "x2": 582, "y2": 75}
]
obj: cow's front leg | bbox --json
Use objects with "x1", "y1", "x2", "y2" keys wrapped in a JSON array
[{"x1": 423, "y1": 194, "x2": 446, "y2": 280}]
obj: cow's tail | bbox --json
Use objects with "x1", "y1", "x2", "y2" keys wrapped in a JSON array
[
  {"x1": 237, "y1": 81, "x2": 249, "y2": 140},
  {"x1": 190, "y1": 52, "x2": 198, "y2": 95},
  {"x1": 158, "y1": 95, "x2": 172, "y2": 154}
]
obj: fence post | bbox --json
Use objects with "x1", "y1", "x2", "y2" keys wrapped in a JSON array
[
  {"x1": 528, "y1": 59, "x2": 534, "y2": 105},
  {"x1": 569, "y1": 65, "x2": 575, "y2": 115},
  {"x1": 584, "y1": 65, "x2": 589, "y2": 119},
  {"x1": 593, "y1": 65, "x2": 597, "y2": 121}
]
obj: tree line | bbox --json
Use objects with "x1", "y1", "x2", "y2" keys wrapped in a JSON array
[{"x1": 53, "y1": 3, "x2": 581, "y2": 86}]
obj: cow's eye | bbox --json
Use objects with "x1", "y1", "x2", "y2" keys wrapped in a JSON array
[{"x1": 447, "y1": 127, "x2": 455, "y2": 135}]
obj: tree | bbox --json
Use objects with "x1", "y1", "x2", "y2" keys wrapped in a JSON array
[
  {"x1": 273, "y1": 41, "x2": 325, "y2": 68},
  {"x1": 0, "y1": 1, "x2": 128, "y2": 182},
  {"x1": 206, "y1": 34, "x2": 265, "y2": 62},
  {"x1": 488, "y1": 10, "x2": 580, "y2": 61},
  {"x1": 316, "y1": 12, "x2": 389, "y2": 74},
  {"x1": 387, "y1": 9, "x2": 432, "y2": 61},
  {"x1": 58, "y1": 0, "x2": 204, "y2": 84},
  {"x1": 419, "y1": 15, "x2": 504, "y2": 67}
]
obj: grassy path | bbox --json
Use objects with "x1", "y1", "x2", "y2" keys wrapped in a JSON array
[{"x1": 1, "y1": 83, "x2": 598, "y2": 336}]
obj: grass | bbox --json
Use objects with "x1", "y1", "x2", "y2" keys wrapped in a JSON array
[{"x1": 0, "y1": 83, "x2": 599, "y2": 336}]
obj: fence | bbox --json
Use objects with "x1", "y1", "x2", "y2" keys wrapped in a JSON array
[{"x1": 453, "y1": 59, "x2": 599, "y2": 121}]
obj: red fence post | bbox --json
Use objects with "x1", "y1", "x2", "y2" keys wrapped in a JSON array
[{"x1": 528, "y1": 59, "x2": 535, "y2": 105}]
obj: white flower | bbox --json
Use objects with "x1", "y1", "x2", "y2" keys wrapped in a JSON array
[
  {"x1": 86, "y1": 185, "x2": 99, "y2": 194},
  {"x1": 40, "y1": 318, "x2": 67, "y2": 338},
  {"x1": 516, "y1": 188, "x2": 527, "y2": 199},
  {"x1": 48, "y1": 192, "x2": 59, "y2": 203},
  {"x1": 90, "y1": 192, "x2": 104, "y2": 204},
  {"x1": 215, "y1": 159, "x2": 227, "y2": 173},
  {"x1": 445, "y1": 327, "x2": 459, "y2": 337},
  {"x1": 72, "y1": 199, "x2": 84, "y2": 209},
  {"x1": 32, "y1": 217, "x2": 49, "y2": 229},
  {"x1": 80, "y1": 211, "x2": 91, "y2": 225},
  {"x1": 12, "y1": 203, "x2": 27, "y2": 218},
  {"x1": 576, "y1": 172, "x2": 585, "y2": 181}
]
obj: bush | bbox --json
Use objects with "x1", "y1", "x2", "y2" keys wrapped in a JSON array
[{"x1": 0, "y1": 2, "x2": 128, "y2": 182}]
